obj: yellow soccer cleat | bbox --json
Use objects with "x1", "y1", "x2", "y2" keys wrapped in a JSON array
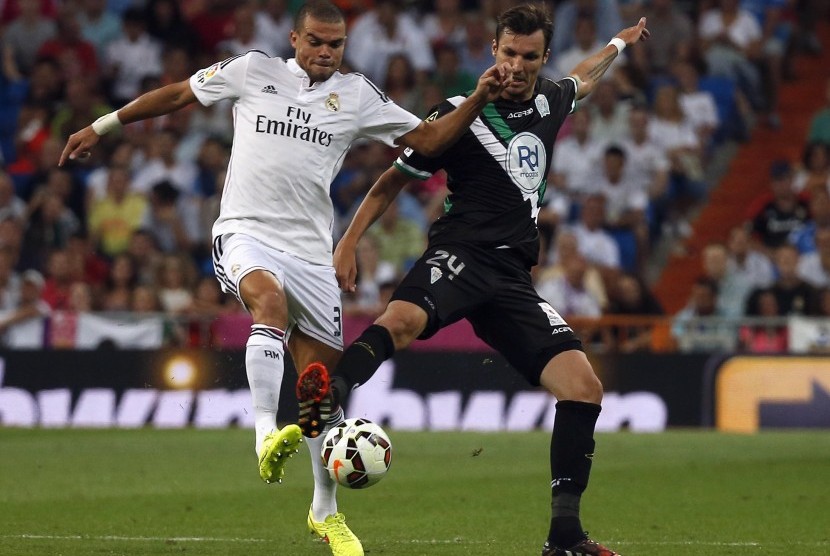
[
  {"x1": 258, "y1": 425, "x2": 303, "y2": 484},
  {"x1": 307, "y1": 508, "x2": 364, "y2": 556}
]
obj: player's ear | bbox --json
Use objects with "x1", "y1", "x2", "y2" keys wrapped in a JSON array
[
  {"x1": 290, "y1": 29, "x2": 299, "y2": 49},
  {"x1": 491, "y1": 38, "x2": 498, "y2": 57},
  {"x1": 543, "y1": 49, "x2": 550, "y2": 65}
]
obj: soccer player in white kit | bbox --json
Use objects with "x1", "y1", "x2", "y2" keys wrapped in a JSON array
[{"x1": 58, "y1": 2, "x2": 512, "y2": 555}]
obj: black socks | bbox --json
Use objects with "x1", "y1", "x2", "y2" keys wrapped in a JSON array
[
  {"x1": 331, "y1": 324, "x2": 395, "y2": 407},
  {"x1": 547, "y1": 400, "x2": 602, "y2": 548}
]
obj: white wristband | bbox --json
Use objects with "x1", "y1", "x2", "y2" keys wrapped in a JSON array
[
  {"x1": 607, "y1": 37, "x2": 626, "y2": 55},
  {"x1": 91, "y1": 111, "x2": 122, "y2": 136}
]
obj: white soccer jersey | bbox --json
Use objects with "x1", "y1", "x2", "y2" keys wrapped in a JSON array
[{"x1": 189, "y1": 51, "x2": 422, "y2": 265}]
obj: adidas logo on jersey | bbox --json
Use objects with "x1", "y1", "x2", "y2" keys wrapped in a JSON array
[{"x1": 261, "y1": 85, "x2": 279, "y2": 94}]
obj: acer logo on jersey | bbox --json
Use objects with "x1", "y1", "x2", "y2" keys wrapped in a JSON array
[{"x1": 506, "y1": 107, "x2": 534, "y2": 119}]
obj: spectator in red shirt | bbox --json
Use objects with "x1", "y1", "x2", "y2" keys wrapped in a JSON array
[
  {"x1": 36, "y1": 8, "x2": 98, "y2": 78},
  {"x1": 1, "y1": 0, "x2": 58, "y2": 25},
  {"x1": 41, "y1": 249, "x2": 73, "y2": 309}
]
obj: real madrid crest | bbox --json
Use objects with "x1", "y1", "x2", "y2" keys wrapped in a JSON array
[{"x1": 325, "y1": 92, "x2": 340, "y2": 112}]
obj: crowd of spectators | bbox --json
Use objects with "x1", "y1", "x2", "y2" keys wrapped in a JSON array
[
  {"x1": 671, "y1": 76, "x2": 830, "y2": 353},
  {"x1": 0, "y1": 0, "x2": 826, "y2": 351}
]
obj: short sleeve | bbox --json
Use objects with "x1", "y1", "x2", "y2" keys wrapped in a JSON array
[
  {"x1": 392, "y1": 103, "x2": 451, "y2": 180},
  {"x1": 698, "y1": 12, "x2": 720, "y2": 40},
  {"x1": 628, "y1": 188, "x2": 649, "y2": 211},
  {"x1": 355, "y1": 74, "x2": 422, "y2": 146},
  {"x1": 189, "y1": 51, "x2": 264, "y2": 106},
  {"x1": 553, "y1": 77, "x2": 579, "y2": 117}
]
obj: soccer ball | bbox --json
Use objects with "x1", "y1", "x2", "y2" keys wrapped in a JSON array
[{"x1": 321, "y1": 418, "x2": 392, "y2": 489}]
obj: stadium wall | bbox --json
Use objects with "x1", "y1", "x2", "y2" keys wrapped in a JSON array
[{"x1": 0, "y1": 350, "x2": 827, "y2": 431}]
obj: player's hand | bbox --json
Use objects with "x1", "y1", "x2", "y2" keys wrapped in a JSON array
[
  {"x1": 615, "y1": 17, "x2": 650, "y2": 46},
  {"x1": 473, "y1": 62, "x2": 513, "y2": 103},
  {"x1": 333, "y1": 241, "x2": 358, "y2": 293},
  {"x1": 58, "y1": 126, "x2": 100, "y2": 166}
]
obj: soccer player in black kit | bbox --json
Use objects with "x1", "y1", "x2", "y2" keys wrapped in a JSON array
[{"x1": 297, "y1": 5, "x2": 649, "y2": 555}]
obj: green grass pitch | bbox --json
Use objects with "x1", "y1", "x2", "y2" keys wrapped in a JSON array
[{"x1": 1, "y1": 428, "x2": 828, "y2": 555}]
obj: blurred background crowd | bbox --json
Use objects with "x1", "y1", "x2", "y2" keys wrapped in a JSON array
[{"x1": 0, "y1": 0, "x2": 828, "y2": 353}]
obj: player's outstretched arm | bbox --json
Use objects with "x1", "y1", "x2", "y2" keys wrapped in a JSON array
[
  {"x1": 396, "y1": 62, "x2": 513, "y2": 157},
  {"x1": 58, "y1": 80, "x2": 198, "y2": 166},
  {"x1": 569, "y1": 17, "x2": 650, "y2": 100},
  {"x1": 334, "y1": 166, "x2": 411, "y2": 293}
]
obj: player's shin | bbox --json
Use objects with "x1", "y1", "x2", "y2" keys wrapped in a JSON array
[
  {"x1": 307, "y1": 405, "x2": 345, "y2": 521},
  {"x1": 330, "y1": 324, "x2": 395, "y2": 408},
  {"x1": 246, "y1": 324, "x2": 286, "y2": 452},
  {"x1": 307, "y1": 433, "x2": 338, "y2": 521},
  {"x1": 548, "y1": 400, "x2": 602, "y2": 548}
]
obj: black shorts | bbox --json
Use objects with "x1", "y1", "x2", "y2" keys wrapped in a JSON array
[{"x1": 391, "y1": 244, "x2": 582, "y2": 386}]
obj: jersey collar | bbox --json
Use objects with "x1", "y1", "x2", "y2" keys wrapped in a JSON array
[
  {"x1": 286, "y1": 58, "x2": 335, "y2": 90},
  {"x1": 286, "y1": 58, "x2": 307, "y2": 78}
]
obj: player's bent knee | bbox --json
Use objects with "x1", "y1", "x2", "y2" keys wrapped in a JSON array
[
  {"x1": 541, "y1": 351, "x2": 604, "y2": 404},
  {"x1": 376, "y1": 306, "x2": 426, "y2": 350},
  {"x1": 246, "y1": 290, "x2": 287, "y2": 326},
  {"x1": 583, "y1": 373, "x2": 604, "y2": 404}
]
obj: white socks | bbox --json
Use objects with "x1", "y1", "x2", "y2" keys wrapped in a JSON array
[
  {"x1": 310, "y1": 406, "x2": 346, "y2": 522},
  {"x1": 246, "y1": 324, "x2": 286, "y2": 454},
  {"x1": 247, "y1": 323, "x2": 348, "y2": 522}
]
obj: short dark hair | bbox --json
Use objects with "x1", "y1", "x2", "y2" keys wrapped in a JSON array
[
  {"x1": 295, "y1": 0, "x2": 345, "y2": 30},
  {"x1": 605, "y1": 145, "x2": 626, "y2": 159},
  {"x1": 694, "y1": 276, "x2": 719, "y2": 296},
  {"x1": 495, "y1": 3, "x2": 553, "y2": 51},
  {"x1": 769, "y1": 159, "x2": 792, "y2": 180}
]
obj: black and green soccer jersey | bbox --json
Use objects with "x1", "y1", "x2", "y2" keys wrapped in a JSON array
[{"x1": 394, "y1": 77, "x2": 578, "y2": 267}]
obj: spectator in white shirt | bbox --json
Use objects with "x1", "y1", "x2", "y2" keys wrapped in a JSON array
[
  {"x1": 421, "y1": 0, "x2": 467, "y2": 51},
  {"x1": 672, "y1": 60, "x2": 719, "y2": 150},
  {"x1": 104, "y1": 8, "x2": 162, "y2": 105},
  {"x1": 596, "y1": 146, "x2": 647, "y2": 227},
  {"x1": 346, "y1": 0, "x2": 435, "y2": 85},
  {"x1": 798, "y1": 227, "x2": 830, "y2": 288},
  {"x1": 649, "y1": 83, "x2": 705, "y2": 236},
  {"x1": 551, "y1": 109, "x2": 605, "y2": 205},
  {"x1": 537, "y1": 250, "x2": 603, "y2": 318},
  {"x1": 3, "y1": 0, "x2": 56, "y2": 74},
  {"x1": 621, "y1": 103, "x2": 669, "y2": 208},
  {"x1": 255, "y1": 0, "x2": 292, "y2": 58},
  {"x1": 596, "y1": 145, "x2": 649, "y2": 266},
  {"x1": 539, "y1": 230, "x2": 609, "y2": 310},
  {"x1": 568, "y1": 194, "x2": 622, "y2": 287},
  {"x1": 218, "y1": 3, "x2": 274, "y2": 57},
  {"x1": 588, "y1": 80, "x2": 630, "y2": 145},
  {"x1": 132, "y1": 128, "x2": 197, "y2": 195},
  {"x1": 78, "y1": 0, "x2": 123, "y2": 60},
  {"x1": 548, "y1": 13, "x2": 625, "y2": 81},
  {"x1": 727, "y1": 225, "x2": 775, "y2": 288},
  {"x1": 457, "y1": 11, "x2": 493, "y2": 78},
  {"x1": 0, "y1": 269, "x2": 50, "y2": 348},
  {"x1": 698, "y1": 0, "x2": 764, "y2": 113}
]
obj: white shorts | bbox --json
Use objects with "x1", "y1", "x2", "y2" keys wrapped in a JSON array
[{"x1": 212, "y1": 233, "x2": 343, "y2": 350}]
